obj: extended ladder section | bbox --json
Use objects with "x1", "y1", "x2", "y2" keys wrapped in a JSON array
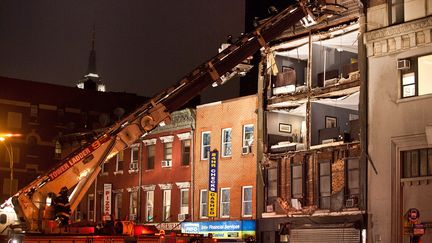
[{"x1": 3, "y1": 1, "x2": 343, "y2": 233}]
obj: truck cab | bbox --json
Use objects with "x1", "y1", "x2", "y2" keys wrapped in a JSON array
[{"x1": 0, "y1": 202, "x2": 19, "y2": 237}]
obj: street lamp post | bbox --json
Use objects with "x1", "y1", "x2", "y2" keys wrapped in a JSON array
[{"x1": 0, "y1": 133, "x2": 20, "y2": 196}]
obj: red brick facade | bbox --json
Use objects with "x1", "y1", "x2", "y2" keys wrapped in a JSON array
[
  {"x1": 78, "y1": 109, "x2": 195, "y2": 229},
  {"x1": 193, "y1": 95, "x2": 258, "y2": 221}
]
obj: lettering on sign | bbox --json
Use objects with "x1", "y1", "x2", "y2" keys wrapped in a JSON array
[
  {"x1": 208, "y1": 150, "x2": 218, "y2": 217},
  {"x1": 48, "y1": 135, "x2": 110, "y2": 180},
  {"x1": 103, "y1": 184, "x2": 112, "y2": 220}
]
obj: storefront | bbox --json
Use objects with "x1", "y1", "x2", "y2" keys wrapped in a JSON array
[
  {"x1": 181, "y1": 220, "x2": 255, "y2": 240},
  {"x1": 258, "y1": 214, "x2": 365, "y2": 243}
]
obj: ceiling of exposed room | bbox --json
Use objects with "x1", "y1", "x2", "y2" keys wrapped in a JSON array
[{"x1": 274, "y1": 23, "x2": 359, "y2": 60}]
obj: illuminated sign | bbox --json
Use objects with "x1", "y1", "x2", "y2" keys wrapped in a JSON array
[
  {"x1": 48, "y1": 135, "x2": 110, "y2": 180},
  {"x1": 182, "y1": 220, "x2": 256, "y2": 239},
  {"x1": 103, "y1": 184, "x2": 112, "y2": 220},
  {"x1": 208, "y1": 150, "x2": 218, "y2": 217}
]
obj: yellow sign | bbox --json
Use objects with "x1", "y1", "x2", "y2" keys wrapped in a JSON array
[{"x1": 208, "y1": 191, "x2": 218, "y2": 217}]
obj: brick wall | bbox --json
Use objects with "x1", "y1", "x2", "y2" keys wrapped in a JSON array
[{"x1": 193, "y1": 95, "x2": 258, "y2": 221}]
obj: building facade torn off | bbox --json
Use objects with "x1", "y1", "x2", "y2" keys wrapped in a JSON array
[{"x1": 257, "y1": 3, "x2": 366, "y2": 242}]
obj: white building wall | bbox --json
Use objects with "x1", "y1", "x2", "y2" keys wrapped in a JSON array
[{"x1": 365, "y1": 15, "x2": 432, "y2": 243}]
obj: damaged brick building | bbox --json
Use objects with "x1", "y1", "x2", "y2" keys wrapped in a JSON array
[{"x1": 255, "y1": 0, "x2": 367, "y2": 242}]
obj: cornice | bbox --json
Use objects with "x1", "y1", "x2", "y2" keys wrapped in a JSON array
[
  {"x1": 142, "y1": 184, "x2": 156, "y2": 191},
  {"x1": 151, "y1": 109, "x2": 195, "y2": 133},
  {"x1": 364, "y1": 16, "x2": 432, "y2": 57},
  {"x1": 365, "y1": 16, "x2": 432, "y2": 43}
]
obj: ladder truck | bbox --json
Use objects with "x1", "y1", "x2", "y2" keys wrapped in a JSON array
[{"x1": 0, "y1": 1, "x2": 344, "y2": 242}]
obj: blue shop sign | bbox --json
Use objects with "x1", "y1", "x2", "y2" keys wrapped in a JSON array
[{"x1": 181, "y1": 220, "x2": 255, "y2": 239}]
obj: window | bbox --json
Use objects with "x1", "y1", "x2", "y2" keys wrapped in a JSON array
[
  {"x1": 243, "y1": 125, "x2": 254, "y2": 154},
  {"x1": 199, "y1": 190, "x2": 208, "y2": 218},
  {"x1": 291, "y1": 164, "x2": 304, "y2": 199},
  {"x1": 180, "y1": 189, "x2": 189, "y2": 215},
  {"x1": 221, "y1": 128, "x2": 232, "y2": 157},
  {"x1": 88, "y1": 194, "x2": 95, "y2": 221},
  {"x1": 162, "y1": 190, "x2": 171, "y2": 221},
  {"x1": 130, "y1": 146, "x2": 139, "y2": 171},
  {"x1": 267, "y1": 167, "x2": 278, "y2": 203},
  {"x1": 402, "y1": 148, "x2": 432, "y2": 178},
  {"x1": 114, "y1": 193, "x2": 122, "y2": 220},
  {"x1": 242, "y1": 186, "x2": 253, "y2": 217},
  {"x1": 7, "y1": 112, "x2": 22, "y2": 129},
  {"x1": 81, "y1": 111, "x2": 88, "y2": 129},
  {"x1": 147, "y1": 145, "x2": 155, "y2": 170},
  {"x1": 220, "y1": 188, "x2": 230, "y2": 218},
  {"x1": 116, "y1": 151, "x2": 124, "y2": 172},
  {"x1": 30, "y1": 104, "x2": 38, "y2": 122},
  {"x1": 2, "y1": 178, "x2": 18, "y2": 196},
  {"x1": 57, "y1": 108, "x2": 65, "y2": 124},
  {"x1": 390, "y1": 0, "x2": 404, "y2": 24},
  {"x1": 319, "y1": 160, "x2": 331, "y2": 209},
  {"x1": 129, "y1": 191, "x2": 138, "y2": 220},
  {"x1": 201, "y1": 132, "x2": 211, "y2": 160},
  {"x1": 346, "y1": 158, "x2": 360, "y2": 198},
  {"x1": 101, "y1": 161, "x2": 107, "y2": 174},
  {"x1": 74, "y1": 203, "x2": 82, "y2": 221},
  {"x1": 55, "y1": 141, "x2": 62, "y2": 159},
  {"x1": 163, "y1": 142, "x2": 173, "y2": 167},
  {"x1": 181, "y1": 140, "x2": 191, "y2": 166},
  {"x1": 1, "y1": 146, "x2": 17, "y2": 166},
  {"x1": 401, "y1": 54, "x2": 432, "y2": 98},
  {"x1": 146, "y1": 191, "x2": 154, "y2": 222},
  {"x1": 0, "y1": 214, "x2": 7, "y2": 224}
]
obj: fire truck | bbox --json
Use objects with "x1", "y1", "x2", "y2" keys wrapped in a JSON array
[{"x1": 0, "y1": 1, "x2": 344, "y2": 242}]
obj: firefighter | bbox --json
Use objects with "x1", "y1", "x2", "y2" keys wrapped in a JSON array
[{"x1": 53, "y1": 186, "x2": 71, "y2": 226}]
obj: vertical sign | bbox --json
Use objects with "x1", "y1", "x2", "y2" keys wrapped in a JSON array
[
  {"x1": 103, "y1": 183, "x2": 112, "y2": 220},
  {"x1": 208, "y1": 150, "x2": 218, "y2": 217}
]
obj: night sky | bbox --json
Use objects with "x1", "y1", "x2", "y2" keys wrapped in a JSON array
[{"x1": 0, "y1": 1, "x2": 245, "y2": 99}]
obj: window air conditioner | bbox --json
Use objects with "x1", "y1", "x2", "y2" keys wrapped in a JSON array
[
  {"x1": 397, "y1": 59, "x2": 410, "y2": 70},
  {"x1": 345, "y1": 197, "x2": 358, "y2": 208},
  {"x1": 129, "y1": 163, "x2": 138, "y2": 171},
  {"x1": 162, "y1": 160, "x2": 172, "y2": 167},
  {"x1": 242, "y1": 146, "x2": 251, "y2": 154},
  {"x1": 178, "y1": 213, "x2": 189, "y2": 221}
]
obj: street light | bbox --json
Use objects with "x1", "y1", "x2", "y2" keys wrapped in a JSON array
[{"x1": 0, "y1": 133, "x2": 21, "y2": 196}]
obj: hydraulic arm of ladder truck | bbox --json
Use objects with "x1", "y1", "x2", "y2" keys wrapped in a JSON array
[{"x1": 0, "y1": 0, "x2": 346, "y2": 234}]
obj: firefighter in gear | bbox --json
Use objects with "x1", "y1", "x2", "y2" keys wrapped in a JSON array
[{"x1": 53, "y1": 186, "x2": 71, "y2": 226}]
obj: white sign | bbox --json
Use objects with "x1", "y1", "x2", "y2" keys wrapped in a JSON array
[{"x1": 103, "y1": 184, "x2": 112, "y2": 220}]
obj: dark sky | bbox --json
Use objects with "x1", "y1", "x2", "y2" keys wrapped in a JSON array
[{"x1": 0, "y1": 1, "x2": 245, "y2": 99}]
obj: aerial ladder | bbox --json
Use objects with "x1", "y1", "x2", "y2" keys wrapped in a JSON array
[{"x1": 0, "y1": 0, "x2": 345, "y2": 237}]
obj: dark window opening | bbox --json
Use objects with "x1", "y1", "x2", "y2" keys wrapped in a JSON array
[
  {"x1": 147, "y1": 145, "x2": 155, "y2": 169},
  {"x1": 0, "y1": 214, "x2": 6, "y2": 224},
  {"x1": 402, "y1": 148, "x2": 432, "y2": 178},
  {"x1": 181, "y1": 140, "x2": 191, "y2": 166}
]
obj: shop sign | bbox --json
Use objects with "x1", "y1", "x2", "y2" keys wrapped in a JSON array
[
  {"x1": 208, "y1": 150, "x2": 218, "y2": 217},
  {"x1": 181, "y1": 220, "x2": 256, "y2": 239},
  {"x1": 153, "y1": 222, "x2": 181, "y2": 231},
  {"x1": 103, "y1": 183, "x2": 112, "y2": 220}
]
